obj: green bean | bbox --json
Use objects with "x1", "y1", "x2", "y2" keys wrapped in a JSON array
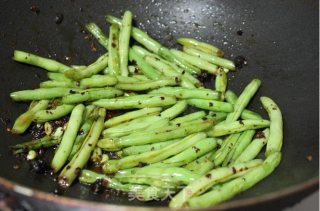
[
  {"x1": 115, "y1": 75, "x2": 141, "y2": 83},
  {"x1": 221, "y1": 133, "x2": 242, "y2": 167},
  {"x1": 93, "y1": 94, "x2": 177, "y2": 110},
  {"x1": 115, "y1": 166, "x2": 201, "y2": 187},
  {"x1": 225, "y1": 90, "x2": 262, "y2": 120},
  {"x1": 104, "y1": 107, "x2": 162, "y2": 127},
  {"x1": 164, "y1": 61, "x2": 201, "y2": 86},
  {"x1": 12, "y1": 100, "x2": 49, "y2": 134},
  {"x1": 158, "y1": 47, "x2": 200, "y2": 74},
  {"x1": 61, "y1": 88, "x2": 123, "y2": 104},
  {"x1": 155, "y1": 138, "x2": 217, "y2": 167},
  {"x1": 183, "y1": 46, "x2": 235, "y2": 70},
  {"x1": 215, "y1": 68, "x2": 227, "y2": 100},
  {"x1": 10, "y1": 87, "x2": 81, "y2": 101},
  {"x1": 260, "y1": 97, "x2": 283, "y2": 156},
  {"x1": 171, "y1": 111, "x2": 206, "y2": 125},
  {"x1": 40, "y1": 80, "x2": 77, "y2": 88},
  {"x1": 129, "y1": 48, "x2": 161, "y2": 80},
  {"x1": 184, "y1": 151, "x2": 215, "y2": 172},
  {"x1": 47, "y1": 73, "x2": 73, "y2": 82},
  {"x1": 98, "y1": 120, "x2": 212, "y2": 151},
  {"x1": 115, "y1": 78, "x2": 178, "y2": 91},
  {"x1": 207, "y1": 111, "x2": 228, "y2": 123},
  {"x1": 68, "y1": 118, "x2": 94, "y2": 160},
  {"x1": 187, "y1": 152, "x2": 281, "y2": 208},
  {"x1": 150, "y1": 87, "x2": 220, "y2": 100},
  {"x1": 103, "y1": 115, "x2": 165, "y2": 137},
  {"x1": 33, "y1": 104, "x2": 75, "y2": 123},
  {"x1": 171, "y1": 49, "x2": 219, "y2": 75},
  {"x1": 58, "y1": 108, "x2": 105, "y2": 187},
  {"x1": 210, "y1": 133, "x2": 241, "y2": 166},
  {"x1": 102, "y1": 133, "x2": 206, "y2": 173},
  {"x1": 177, "y1": 38, "x2": 224, "y2": 57},
  {"x1": 85, "y1": 23, "x2": 109, "y2": 49},
  {"x1": 64, "y1": 53, "x2": 109, "y2": 80},
  {"x1": 225, "y1": 79, "x2": 261, "y2": 123},
  {"x1": 160, "y1": 100, "x2": 187, "y2": 120},
  {"x1": 187, "y1": 99, "x2": 233, "y2": 112},
  {"x1": 11, "y1": 136, "x2": 60, "y2": 154},
  {"x1": 229, "y1": 130, "x2": 256, "y2": 163},
  {"x1": 120, "y1": 139, "x2": 181, "y2": 156},
  {"x1": 144, "y1": 55, "x2": 180, "y2": 77},
  {"x1": 106, "y1": 15, "x2": 162, "y2": 53},
  {"x1": 51, "y1": 104, "x2": 85, "y2": 173},
  {"x1": 143, "y1": 54, "x2": 199, "y2": 88},
  {"x1": 207, "y1": 119, "x2": 270, "y2": 137},
  {"x1": 118, "y1": 11, "x2": 132, "y2": 76},
  {"x1": 131, "y1": 45, "x2": 154, "y2": 57},
  {"x1": 13, "y1": 50, "x2": 70, "y2": 73},
  {"x1": 169, "y1": 159, "x2": 262, "y2": 208},
  {"x1": 108, "y1": 24, "x2": 120, "y2": 75},
  {"x1": 80, "y1": 75, "x2": 117, "y2": 88},
  {"x1": 235, "y1": 129, "x2": 270, "y2": 164}
]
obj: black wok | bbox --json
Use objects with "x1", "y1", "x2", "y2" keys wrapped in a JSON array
[{"x1": 0, "y1": 0, "x2": 318, "y2": 210}]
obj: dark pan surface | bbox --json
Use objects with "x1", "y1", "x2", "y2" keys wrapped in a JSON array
[{"x1": 0, "y1": 0, "x2": 318, "y2": 209}]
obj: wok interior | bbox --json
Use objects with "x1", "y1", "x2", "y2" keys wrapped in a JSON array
[{"x1": 0, "y1": 0, "x2": 318, "y2": 208}]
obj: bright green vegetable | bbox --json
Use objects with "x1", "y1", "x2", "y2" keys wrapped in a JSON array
[
  {"x1": 119, "y1": 11, "x2": 132, "y2": 76},
  {"x1": 13, "y1": 50, "x2": 70, "y2": 73},
  {"x1": 64, "y1": 53, "x2": 109, "y2": 80},
  {"x1": 85, "y1": 22, "x2": 109, "y2": 49},
  {"x1": 260, "y1": 97, "x2": 283, "y2": 156},
  {"x1": 93, "y1": 94, "x2": 177, "y2": 110},
  {"x1": 33, "y1": 104, "x2": 75, "y2": 123},
  {"x1": 51, "y1": 104, "x2": 85, "y2": 173},
  {"x1": 12, "y1": 100, "x2": 49, "y2": 134},
  {"x1": 207, "y1": 119, "x2": 270, "y2": 137}
]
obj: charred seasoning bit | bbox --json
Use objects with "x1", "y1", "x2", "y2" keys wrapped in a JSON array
[
  {"x1": 239, "y1": 120, "x2": 244, "y2": 125},
  {"x1": 160, "y1": 96, "x2": 165, "y2": 100},
  {"x1": 306, "y1": 155, "x2": 313, "y2": 161},
  {"x1": 75, "y1": 167, "x2": 82, "y2": 176},
  {"x1": 209, "y1": 102, "x2": 213, "y2": 107},
  {"x1": 236, "y1": 30, "x2": 243, "y2": 36},
  {"x1": 255, "y1": 131, "x2": 265, "y2": 139},
  {"x1": 232, "y1": 167, "x2": 237, "y2": 174},
  {"x1": 30, "y1": 123, "x2": 46, "y2": 139},
  {"x1": 205, "y1": 173, "x2": 212, "y2": 179},
  {"x1": 131, "y1": 60, "x2": 137, "y2": 65},
  {"x1": 192, "y1": 146, "x2": 200, "y2": 153},
  {"x1": 30, "y1": 5, "x2": 40, "y2": 14},
  {"x1": 138, "y1": 162, "x2": 147, "y2": 167},
  {"x1": 54, "y1": 13, "x2": 64, "y2": 24},
  {"x1": 202, "y1": 117, "x2": 208, "y2": 121},
  {"x1": 234, "y1": 56, "x2": 247, "y2": 69},
  {"x1": 176, "y1": 123, "x2": 181, "y2": 127}
]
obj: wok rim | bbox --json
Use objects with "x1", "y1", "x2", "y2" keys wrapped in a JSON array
[{"x1": 0, "y1": 174, "x2": 318, "y2": 210}]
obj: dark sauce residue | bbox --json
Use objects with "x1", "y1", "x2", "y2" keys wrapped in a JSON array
[
  {"x1": 29, "y1": 158, "x2": 50, "y2": 174},
  {"x1": 91, "y1": 179, "x2": 108, "y2": 194}
]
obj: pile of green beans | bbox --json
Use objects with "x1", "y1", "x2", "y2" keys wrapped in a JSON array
[{"x1": 9, "y1": 10, "x2": 283, "y2": 209}]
